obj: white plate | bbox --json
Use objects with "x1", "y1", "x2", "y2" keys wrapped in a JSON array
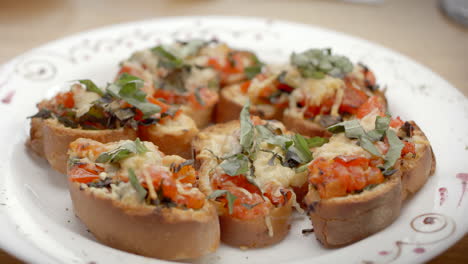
[{"x1": 0, "y1": 16, "x2": 467, "y2": 264}]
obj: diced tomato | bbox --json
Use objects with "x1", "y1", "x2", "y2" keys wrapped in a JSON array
[
  {"x1": 212, "y1": 174, "x2": 261, "y2": 195},
  {"x1": 390, "y1": 116, "x2": 404, "y2": 129},
  {"x1": 55, "y1": 91, "x2": 75, "y2": 109},
  {"x1": 304, "y1": 96, "x2": 335, "y2": 119},
  {"x1": 240, "y1": 80, "x2": 251, "y2": 94},
  {"x1": 69, "y1": 164, "x2": 103, "y2": 183},
  {"x1": 147, "y1": 97, "x2": 169, "y2": 113},
  {"x1": 277, "y1": 83, "x2": 294, "y2": 93},
  {"x1": 356, "y1": 95, "x2": 386, "y2": 119},
  {"x1": 216, "y1": 186, "x2": 270, "y2": 220},
  {"x1": 308, "y1": 156, "x2": 385, "y2": 199},
  {"x1": 153, "y1": 89, "x2": 177, "y2": 104},
  {"x1": 339, "y1": 82, "x2": 369, "y2": 115},
  {"x1": 174, "y1": 165, "x2": 197, "y2": 184},
  {"x1": 401, "y1": 141, "x2": 416, "y2": 156},
  {"x1": 263, "y1": 183, "x2": 292, "y2": 206},
  {"x1": 133, "y1": 109, "x2": 144, "y2": 121}
]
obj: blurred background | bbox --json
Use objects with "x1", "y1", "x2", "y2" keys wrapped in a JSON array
[{"x1": 0, "y1": 0, "x2": 467, "y2": 263}]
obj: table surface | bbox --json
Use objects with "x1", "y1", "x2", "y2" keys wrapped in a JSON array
[{"x1": 0, "y1": 0, "x2": 466, "y2": 263}]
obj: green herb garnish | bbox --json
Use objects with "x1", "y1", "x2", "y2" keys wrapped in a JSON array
[
  {"x1": 95, "y1": 138, "x2": 147, "y2": 163},
  {"x1": 151, "y1": 46, "x2": 184, "y2": 69},
  {"x1": 207, "y1": 190, "x2": 238, "y2": 214},
  {"x1": 219, "y1": 154, "x2": 250, "y2": 176},
  {"x1": 79, "y1": 79, "x2": 104, "y2": 96},
  {"x1": 290, "y1": 48, "x2": 353, "y2": 79},
  {"x1": 239, "y1": 102, "x2": 254, "y2": 152},
  {"x1": 128, "y1": 168, "x2": 147, "y2": 202}
]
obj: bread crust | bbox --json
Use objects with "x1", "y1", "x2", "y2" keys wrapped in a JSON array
[
  {"x1": 138, "y1": 114, "x2": 199, "y2": 159},
  {"x1": 42, "y1": 119, "x2": 137, "y2": 174},
  {"x1": 215, "y1": 84, "x2": 282, "y2": 123},
  {"x1": 305, "y1": 171, "x2": 402, "y2": 247},
  {"x1": 27, "y1": 117, "x2": 46, "y2": 157},
  {"x1": 400, "y1": 121, "x2": 436, "y2": 200},
  {"x1": 68, "y1": 181, "x2": 220, "y2": 260},
  {"x1": 182, "y1": 103, "x2": 216, "y2": 129},
  {"x1": 193, "y1": 121, "x2": 293, "y2": 248}
]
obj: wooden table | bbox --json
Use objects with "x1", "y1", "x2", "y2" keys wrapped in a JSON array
[{"x1": 0, "y1": 0, "x2": 466, "y2": 263}]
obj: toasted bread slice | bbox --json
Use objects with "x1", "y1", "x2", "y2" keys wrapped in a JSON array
[
  {"x1": 304, "y1": 170, "x2": 402, "y2": 247},
  {"x1": 42, "y1": 119, "x2": 137, "y2": 174},
  {"x1": 67, "y1": 138, "x2": 220, "y2": 260},
  {"x1": 399, "y1": 121, "x2": 436, "y2": 200},
  {"x1": 27, "y1": 117, "x2": 46, "y2": 157},
  {"x1": 69, "y1": 181, "x2": 219, "y2": 260},
  {"x1": 138, "y1": 113, "x2": 199, "y2": 159}
]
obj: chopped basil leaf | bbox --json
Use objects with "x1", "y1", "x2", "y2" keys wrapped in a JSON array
[
  {"x1": 134, "y1": 138, "x2": 149, "y2": 154},
  {"x1": 291, "y1": 134, "x2": 313, "y2": 163},
  {"x1": 241, "y1": 202, "x2": 260, "y2": 209},
  {"x1": 359, "y1": 135, "x2": 382, "y2": 157},
  {"x1": 367, "y1": 116, "x2": 391, "y2": 141},
  {"x1": 328, "y1": 119, "x2": 366, "y2": 139},
  {"x1": 194, "y1": 87, "x2": 205, "y2": 106},
  {"x1": 151, "y1": 46, "x2": 184, "y2": 69},
  {"x1": 128, "y1": 168, "x2": 147, "y2": 202},
  {"x1": 79, "y1": 79, "x2": 104, "y2": 96},
  {"x1": 106, "y1": 73, "x2": 161, "y2": 118},
  {"x1": 207, "y1": 190, "x2": 238, "y2": 215},
  {"x1": 244, "y1": 65, "x2": 262, "y2": 79},
  {"x1": 29, "y1": 108, "x2": 52, "y2": 119},
  {"x1": 382, "y1": 129, "x2": 404, "y2": 171},
  {"x1": 290, "y1": 48, "x2": 353, "y2": 79},
  {"x1": 305, "y1": 137, "x2": 329, "y2": 148},
  {"x1": 283, "y1": 150, "x2": 302, "y2": 168},
  {"x1": 240, "y1": 102, "x2": 254, "y2": 152},
  {"x1": 220, "y1": 154, "x2": 250, "y2": 176},
  {"x1": 114, "y1": 108, "x2": 135, "y2": 120}
]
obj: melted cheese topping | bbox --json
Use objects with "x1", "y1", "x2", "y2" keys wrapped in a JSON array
[
  {"x1": 253, "y1": 143, "x2": 296, "y2": 189},
  {"x1": 154, "y1": 114, "x2": 196, "y2": 136},
  {"x1": 314, "y1": 133, "x2": 371, "y2": 159},
  {"x1": 72, "y1": 85, "x2": 101, "y2": 118},
  {"x1": 293, "y1": 75, "x2": 344, "y2": 107}
]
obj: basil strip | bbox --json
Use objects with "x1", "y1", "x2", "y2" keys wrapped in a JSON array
[
  {"x1": 359, "y1": 135, "x2": 382, "y2": 157},
  {"x1": 244, "y1": 65, "x2": 262, "y2": 79},
  {"x1": 367, "y1": 116, "x2": 391, "y2": 142},
  {"x1": 79, "y1": 79, "x2": 104, "y2": 96},
  {"x1": 95, "y1": 139, "x2": 145, "y2": 163},
  {"x1": 207, "y1": 190, "x2": 238, "y2": 215},
  {"x1": 106, "y1": 73, "x2": 161, "y2": 118},
  {"x1": 134, "y1": 138, "x2": 149, "y2": 154},
  {"x1": 151, "y1": 46, "x2": 184, "y2": 69},
  {"x1": 239, "y1": 102, "x2": 254, "y2": 152},
  {"x1": 291, "y1": 134, "x2": 313, "y2": 163},
  {"x1": 128, "y1": 168, "x2": 147, "y2": 202},
  {"x1": 305, "y1": 137, "x2": 329, "y2": 148},
  {"x1": 290, "y1": 48, "x2": 353, "y2": 79},
  {"x1": 220, "y1": 154, "x2": 250, "y2": 176},
  {"x1": 383, "y1": 129, "x2": 404, "y2": 171}
]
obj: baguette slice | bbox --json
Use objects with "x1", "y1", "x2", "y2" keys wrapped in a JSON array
[
  {"x1": 399, "y1": 121, "x2": 436, "y2": 200},
  {"x1": 69, "y1": 181, "x2": 219, "y2": 260},
  {"x1": 67, "y1": 138, "x2": 220, "y2": 260},
  {"x1": 138, "y1": 113, "x2": 199, "y2": 159},
  {"x1": 304, "y1": 170, "x2": 402, "y2": 247},
  {"x1": 193, "y1": 120, "x2": 295, "y2": 248},
  {"x1": 42, "y1": 119, "x2": 137, "y2": 174}
]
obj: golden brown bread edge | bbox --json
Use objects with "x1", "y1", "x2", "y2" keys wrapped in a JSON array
[
  {"x1": 400, "y1": 121, "x2": 436, "y2": 201},
  {"x1": 283, "y1": 90, "x2": 388, "y2": 138},
  {"x1": 182, "y1": 98, "x2": 218, "y2": 129},
  {"x1": 68, "y1": 181, "x2": 220, "y2": 260},
  {"x1": 137, "y1": 114, "x2": 199, "y2": 159},
  {"x1": 304, "y1": 170, "x2": 402, "y2": 248},
  {"x1": 215, "y1": 84, "x2": 283, "y2": 124},
  {"x1": 192, "y1": 121, "x2": 293, "y2": 248},
  {"x1": 39, "y1": 118, "x2": 137, "y2": 174}
]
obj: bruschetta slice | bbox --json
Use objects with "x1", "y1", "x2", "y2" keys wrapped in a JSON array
[
  {"x1": 67, "y1": 138, "x2": 220, "y2": 260},
  {"x1": 193, "y1": 103, "x2": 327, "y2": 248},
  {"x1": 118, "y1": 40, "x2": 262, "y2": 127},
  {"x1": 304, "y1": 105, "x2": 435, "y2": 247},
  {"x1": 28, "y1": 74, "x2": 197, "y2": 173},
  {"x1": 216, "y1": 49, "x2": 387, "y2": 136}
]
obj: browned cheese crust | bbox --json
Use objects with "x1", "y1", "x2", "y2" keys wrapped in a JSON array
[
  {"x1": 215, "y1": 84, "x2": 282, "y2": 124},
  {"x1": 304, "y1": 171, "x2": 402, "y2": 247},
  {"x1": 192, "y1": 121, "x2": 293, "y2": 248},
  {"x1": 400, "y1": 121, "x2": 436, "y2": 200},
  {"x1": 68, "y1": 181, "x2": 220, "y2": 260},
  {"x1": 138, "y1": 114, "x2": 199, "y2": 159},
  {"x1": 42, "y1": 119, "x2": 137, "y2": 174}
]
